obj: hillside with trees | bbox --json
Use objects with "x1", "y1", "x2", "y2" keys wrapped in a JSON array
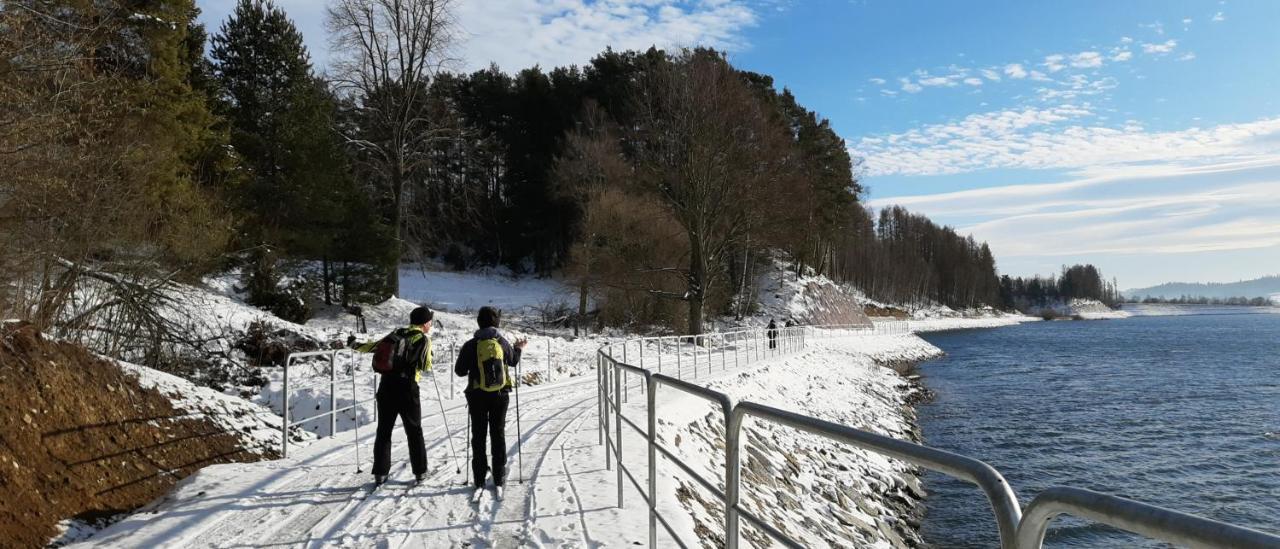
[
  {"x1": 1, "y1": 0, "x2": 1012, "y2": 345},
  {"x1": 1125, "y1": 275, "x2": 1280, "y2": 302}
]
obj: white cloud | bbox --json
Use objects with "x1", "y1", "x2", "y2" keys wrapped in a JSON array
[
  {"x1": 1141, "y1": 21, "x2": 1165, "y2": 35},
  {"x1": 868, "y1": 160, "x2": 1280, "y2": 263},
  {"x1": 981, "y1": 68, "x2": 1002, "y2": 81},
  {"x1": 963, "y1": 77, "x2": 983, "y2": 87},
  {"x1": 454, "y1": 0, "x2": 762, "y2": 71},
  {"x1": 1120, "y1": 36, "x2": 1134, "y2": 44},
  {"x1": 1212, "y1": 11, "x2": 1226, "y2": 22},
  {"x1": 1069, "y1": 51, "x2": 1103, "y2": 68},
  {"x1": 1142, "y1": 39, "x2": 1178, "y2": 55},
  {"x1": 1178, "y1": 52, "x2": 1197, "y2": 61},
  {"x1": 1004, "y1": 63, "x2": 1028, "y2": 79},
  {"x1": 1111, "y1": 50, "x2": 1133, "y2": 62},
  {"x1": 866, "y1": 159, "x2": 1280, "y2": 290},
  {"x1": 852, "y1": 111, "x2": 1280, "y2": 177},
  {"x1": 1044, "y1": 54, "x2": 1066, "y2": 72},
  {"x1": 920, "y1": 76, "x2": 955, "y2": 87},
  {"x1": 900, "y1": 78, "x2": 923, "y2": 93},
  {"x1": 196, "y1": 0, "x2": 766, "y2": 73},
  {"x1": 869, "y1": 77, "x2": 887, "y2": 85}
]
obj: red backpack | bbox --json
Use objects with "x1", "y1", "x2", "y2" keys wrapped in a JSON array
[{"x1": 371, "y1": 329, "x2": 415, "y2": 375}]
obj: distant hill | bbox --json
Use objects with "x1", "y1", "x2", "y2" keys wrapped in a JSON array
[{"x1": 1124, "y1": 275, "x2": 1280, "y2": 301}]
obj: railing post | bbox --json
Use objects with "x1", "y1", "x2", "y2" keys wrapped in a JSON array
[
  {"x1": 734, "y1": 332, "x2": 739, "y2": 369},
  {"x1": 677, "y1": 337, "x2": 683, "y2": 380},
  {"x1": 605, "y1": 347, "x2": 613, "y2": 471},
  {"x1": 615, "y1": 359, "x2": 624, "y2": 508},
  {"x1": 657, "y1": 338, "x2": 662, "y2": 375},
  {"x1": 281, "y1": 357, "x2": 290, "y2": 458},
  {"x1": 623, "y1": 342, "x2": 629, "y2": 404},
  {"x1": 646, "y1": 376, "x2": 658, "y2": 548},
  {"x1": 707, "y1": 335, "x2": 712, "y2": 372},
  {"x1": 333, "y1": 352, "x2": 343, "y2": 433},
  {"x1": 597, "y1": 352, "x2": 604, "y2": 446},
  {"x1": 725, "y1": 403, "x2": 742, "y2": 549}
]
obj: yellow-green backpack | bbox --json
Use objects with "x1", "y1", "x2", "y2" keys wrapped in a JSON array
[{"x1": 475, "y1": 338, "x2": 508, "y2": 392}]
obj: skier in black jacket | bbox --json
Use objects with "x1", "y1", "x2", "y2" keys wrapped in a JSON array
[
  {"x1": 455, "y1": 306, "x2": 526, "y2": 490},
  {"x1": 350, "y1": 306, "x2": 434, "y2": 486}
]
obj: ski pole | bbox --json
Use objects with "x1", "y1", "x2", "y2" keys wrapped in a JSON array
[
  {"x1": 465, "y1": 407, "x2": 471, "y2": 486},
  {"x1": 428, "y1": 368, "x2": 462, "y2": 476},
  {"x1": 515, "y1": 362, "x2": 524, "y2": 484}
]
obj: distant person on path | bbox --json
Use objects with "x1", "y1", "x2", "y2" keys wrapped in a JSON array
[
  {"x1": 455, "y1": 306, "x2": 527, "y2": 489},
  {"x1": 767, "y1": 318, "x2": 778, "y2": 349},
  {"x1": 350, "y1": 306, "x2": 434, "y2": 486}
]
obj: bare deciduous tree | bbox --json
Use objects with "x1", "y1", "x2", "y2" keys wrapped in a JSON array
[
  {"x1": 629, "y1": 49, "x2": 794, "y2": 334},
  {"x1": 551, "y1": 100, "x2": 631, "y2": 334},
  {"x1": 326, "y1": 0, "x2": 458, "y2": 294}
]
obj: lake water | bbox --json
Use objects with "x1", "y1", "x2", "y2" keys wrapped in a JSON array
[{"x1": 916, "y1": 306, "x2": 1280, "y2": 547}]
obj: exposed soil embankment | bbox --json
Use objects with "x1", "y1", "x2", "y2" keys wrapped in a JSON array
[{"x1": 0, "y1": 324, "x2": 280, "y2": 548}]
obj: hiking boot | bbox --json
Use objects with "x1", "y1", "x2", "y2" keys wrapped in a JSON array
[
  {"x1": 374, "y1": 475, "x2": 387, "y2": 486},
  {"x1": 414, "y1": 473, "x2": 426, "y2": 483}
]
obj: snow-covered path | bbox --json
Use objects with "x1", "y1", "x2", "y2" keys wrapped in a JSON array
[{"x1": 75, "y1": 337, "x2": 764, "y2": 548}]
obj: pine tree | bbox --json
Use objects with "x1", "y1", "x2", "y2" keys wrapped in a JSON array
[{"x1": 211, "y1": 0, "x2": 372, "y2": 310}]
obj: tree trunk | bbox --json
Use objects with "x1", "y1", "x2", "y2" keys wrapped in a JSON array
[
  {"x1": 322, "y1": 255, "x2": 332, "y2": 305},
  {"x1": 687, "y1": 234, "x2": 706, "y2": 335},
  {"x1": 387, "y1": 161, "x2": 404, "y2": 296},
  {"x1": 577, "y1": 280, "x2": 588, "y2": 337},
  {"x1": 341, "y1": 260, "x2": 350, "y2": 307}
]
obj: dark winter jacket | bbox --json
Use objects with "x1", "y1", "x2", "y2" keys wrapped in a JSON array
[{"x1": 454, "y1": 327, "x2": 522, "y2": 393}]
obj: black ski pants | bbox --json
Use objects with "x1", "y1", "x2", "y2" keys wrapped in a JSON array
[
  {"x1": 466, "y1": 390, "x2": 510, "y2": 487},
  {"x1": 373, "y1": 381, "x2": 427, "y2": 477}
]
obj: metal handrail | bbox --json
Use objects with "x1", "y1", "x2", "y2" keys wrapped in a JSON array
[
  {"x1": 281, "y1": 349, "x2": 377, "y2": 457},
  {"x1": 728, "y1": 400, "x2": 1021, "y2": 549},
  {"x1": 597, "y1": 324, "x2": 1279, "y2": 549},
  {"x1": 1016, "y1": 487, "x2": 1280, "y2": 549}
]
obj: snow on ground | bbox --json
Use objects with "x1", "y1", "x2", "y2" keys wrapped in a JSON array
[
  {"x1": 398, "y1": 265, "x2": 576, "y2": 314},
  {"x1": 63, "y1": 264, "x2": 1047, "y2": 548},
  {"x1": 115, "y1": 357, "x2": 315, "y2": 457},
  {"x1": 71, "y1": 327, "x2": 944, "y2": 548},
  {"x1": 521, "y1": 331, "x2": 942, "y2": 548},
  {"x1": 753, "y1": 258, "x2": 886, "y2": 325},
  {"x1": 1065, "y1": 298, "x2": 1132, "y2": 319},
  {"x1": 909, "y1": 314, "x2": 1039, "y2": 333}
]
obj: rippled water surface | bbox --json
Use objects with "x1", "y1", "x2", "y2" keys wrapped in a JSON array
[{"x1": 917, "y1": 308, "x2": 1280, "y2": 547}]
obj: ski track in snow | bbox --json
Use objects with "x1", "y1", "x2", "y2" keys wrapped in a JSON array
[{"x1": 73, "y1": 330, "x2": 942, "y2": 548}]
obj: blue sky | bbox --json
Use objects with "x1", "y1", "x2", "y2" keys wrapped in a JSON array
[{"x1": 196, "y1": 0, "x2": 1280, "y2": 289}]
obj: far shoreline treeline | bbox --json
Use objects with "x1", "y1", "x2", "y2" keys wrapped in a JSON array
[{"x1": 1124, "y1": 296, "x2": 1276, "y2": 306}]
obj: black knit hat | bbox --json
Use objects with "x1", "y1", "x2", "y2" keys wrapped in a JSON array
[{"x1": 410, "y1": 306, "x2": 433, "y2": 325}]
